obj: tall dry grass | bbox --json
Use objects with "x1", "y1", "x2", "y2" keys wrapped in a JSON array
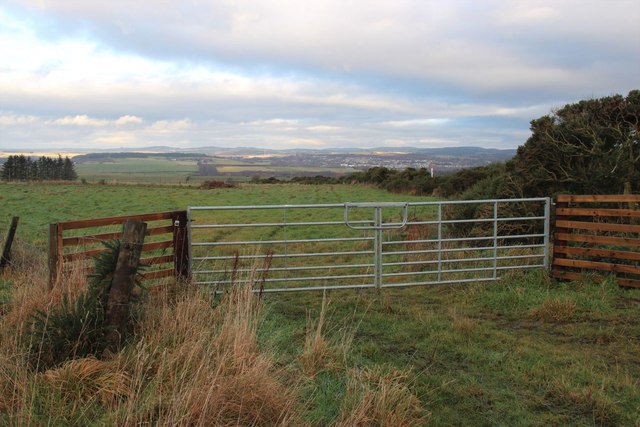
[
  {"x1": 110, "y1": 280, "x2": 302, "y2": 426},
  {"x1": 0, "y1": 257, "x2": 302, "y2": 425},
  {"x1": 0, "y1": 246, "x2": 429, "y2": 425}
]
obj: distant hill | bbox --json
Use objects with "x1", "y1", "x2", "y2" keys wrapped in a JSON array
[{"x1": 73, "y1": 152, "x2": 209, "y2": 162}]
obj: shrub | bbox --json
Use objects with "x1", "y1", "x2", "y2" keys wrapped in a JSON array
[
  {"x1": 200, "y1": 180, "x2": 235, "y2": 189},
  {"x1": 25, "y1": 241, "x2": 141, "y2": 370}
]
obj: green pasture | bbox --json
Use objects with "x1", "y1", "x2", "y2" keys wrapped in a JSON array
[
  {"x1": 262, "y1": 273, "x2": 640, "y2": 426},
  {"x1": 75, "y1": 157, "x2": 198, "y2": 184},
  {"x1": 0, "y1": 181, "x2": 638, "y2": 425},
  {"x1": 73, "y1": 156, "x2": 356, "y2": 184},
  {"x1": 0, "y1": 181, "x2": 422, "y2": 246}
]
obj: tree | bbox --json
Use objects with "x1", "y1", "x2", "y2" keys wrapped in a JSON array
[
  {"x1": 63, "y1": 157, "x2": 78, "y2": 181},
  {"x1": 504, "y1": 90, "x2": 639, "y2": 197},
  {"x1": 0, "y1": 155, "x2": 78, "y2": 181}
]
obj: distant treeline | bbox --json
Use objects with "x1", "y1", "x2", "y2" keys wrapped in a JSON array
[
  {"x1": 254, "y1": 165, "x2": 498, "y2": 199},
  {"x1": 258, "y1": 90, "x2": 640, "y2": 200},
  {"x1": 1, "y1": 155, "x2": 78, "y2": 181}
]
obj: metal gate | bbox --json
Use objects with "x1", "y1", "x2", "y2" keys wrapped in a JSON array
[{"x1": 188, "y1": 198, "x2": 550, "y2": 293}]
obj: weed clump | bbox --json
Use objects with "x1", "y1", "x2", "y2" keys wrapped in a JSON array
[
  {"x1": 41, "y1": 357, "x2": 131, "y2": 408},
  {"x1": 25, "y1": 241, "x2": 140, "y2": 370}
]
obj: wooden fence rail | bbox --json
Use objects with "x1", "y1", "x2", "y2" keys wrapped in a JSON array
[
  {"x1": 49, "y1": 210, "x2": 189, "y2": 288},
  {"x1": 552, "y1": 194, "x2": 640, "y2": 288}
]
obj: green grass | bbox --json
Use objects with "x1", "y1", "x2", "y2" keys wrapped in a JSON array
[
  {"x1": 1, "y1": 181, "x2": 639, "y2": 425},
  {"x1": 74, "y1": 156, "x2": 356, "y2": 184},
  {"x1": 0, "y1": 181, "x2": 425, "y2": 245},
  {"x1": 75, "y1": 157, "x2": 199, "y2": 184},
  {"x1": 260, "y1": 271, "x2": 640, "y2": 426}
]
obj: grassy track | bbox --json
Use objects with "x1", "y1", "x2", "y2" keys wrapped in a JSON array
[{"x1": 0, "y1": 181, "x2": 638, "y2": 425}]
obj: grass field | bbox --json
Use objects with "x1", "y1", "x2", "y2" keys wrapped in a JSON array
[
  {"x1": 75, "y1": 157, "x2": 199, "y2": 184},
  {"x1": 0, "y1": 181, "x2": 639, "y2": 425},
  {"x1": 74, "y1": 156, "x2": 356, "y2": 184},
  {"x1": 0, "y1": 181, "x2": 417, "y2": 245}
]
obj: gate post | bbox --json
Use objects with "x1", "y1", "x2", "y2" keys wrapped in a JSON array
[
  {"x1": 48, "y1": 223, "x2": 63, "y2": 289},
  {"x1": 437, "y1": 204, "x2": 442, "y2": 282},
  {"x1": 173, "y1": 210, "x2": 190, "y2": 281},
  {"x1": 105, "y1": 220, "x2": 147, "y2": 351},
  {"x1": 543, "y1": 197, "x2": 551, "y2": 270},
  {"x1": 374, "y1": 207, "x2": 383, "y2": 289},
  {"x1": 493, "y1": 201, "x2": 499, "y2": 279}
]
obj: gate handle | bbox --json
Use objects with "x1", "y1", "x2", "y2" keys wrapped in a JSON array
[{"x1": 344, "y1": 202, "x2": 409, "y2": 230}]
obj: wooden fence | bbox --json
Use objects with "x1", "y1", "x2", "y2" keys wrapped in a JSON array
[
  {"x1": 552, "y1": 194, "x2": 640, "y2": 288},
  {"x1": 49, "y1": 210, "x2": 189, "y2": 287}
]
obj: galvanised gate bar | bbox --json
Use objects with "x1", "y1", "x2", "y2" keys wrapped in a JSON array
[{"x1": 188, "y1": 198, "x2": 551, "y2": 293}]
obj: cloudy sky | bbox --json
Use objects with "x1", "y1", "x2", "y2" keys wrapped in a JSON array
[{"x1": 1, "y1": 0, "x2": 638, "y2": 151}]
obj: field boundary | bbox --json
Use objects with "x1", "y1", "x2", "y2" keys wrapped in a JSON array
[
  {"x1": 189, "y1": 198, "x2": 551, "y2": 292},
  {"x1": 552, "y1": 194, "x2": 640, "y2": 288},
  {"x1": 48, "y1": 210, "x2": 189, "y2": 287}
]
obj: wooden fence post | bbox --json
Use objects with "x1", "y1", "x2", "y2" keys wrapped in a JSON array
[
  {"x1": 173, "y1": 210, "x2": 190, "y2": 281},
  {"x1": 551, "y1": 196, "x2": 569, "y2": 279},
  {"x1": 105, "y1": 220, "x2": 147, "y2": 351},
  {"x1": 48, "y1": 223, "x2": 63, "y2": 289},
  {"x1": 0, "y1": 216, "x2": 19, "y2": 271}
]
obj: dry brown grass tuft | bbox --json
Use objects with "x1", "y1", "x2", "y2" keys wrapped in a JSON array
[
  {"x1": 111, "y1": 282, "x2": 302, "y2": 426},
  {"x1": 335, "y1": 366, "x2": 429, "y2": 427},
  {"x1": 530, "y1": 297, "x2": 577, "y2": 322},
  {"x1": 298, "y1": 293, "x2": 344, "y2": 378},
  {"x1": 41, "y1": 357, "x2": 131, "y2": 407},
  {"x1": 0, "y1": 353, "x2": 29, "y2": 416},
  {"x1": 1, "y1": 265, "x2": 88, "y2": 335},
  {"x1": 448, "y1": 307, "x2": 478, "y2": 336}
]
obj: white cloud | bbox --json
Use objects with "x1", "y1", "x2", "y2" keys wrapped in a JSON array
[
  {"x1": 0, "y1": 0, "x2": 637, "y2": 151},
  {"x1": 382, "y1": 119, "x2": 450, "y2": 128},
  {"x1": 115, "y1": 115, "x2": 143, "y2": 126},
  {"x1": 145, "y1": 119, "x2": 193, "y2": 133},
  {"x1": 0, "y1": 113, "x2": 39, "y2": 125},
  {"x1": 306, "y1": 125, "x2": 342, "y2": 132},
  {"x1": 49, "y1": 115, "x2": 109, "y2": 126}
]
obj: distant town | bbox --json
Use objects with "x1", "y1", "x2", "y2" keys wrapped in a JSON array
[{"x1": 65, "y1": 145, "x2": 517, "y2": 175}]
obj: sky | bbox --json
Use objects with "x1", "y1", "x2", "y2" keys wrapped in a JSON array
[{"x1": 0, "y1": 0, "x2": 639, "y2": 152}]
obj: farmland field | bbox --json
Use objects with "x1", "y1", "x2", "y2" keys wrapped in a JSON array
[
  {"x1": 74, "y1": 156, "x2": 356, "y2": 184},
  {"x1": 75, "y1": 157, "x2": 199, "y2": 184},
  {"x1": 0, "y1": 181, "x2": 418, "y2": 244},
  {"x1": 0, "y1": 181, "x2": 639, "y2": 425}
]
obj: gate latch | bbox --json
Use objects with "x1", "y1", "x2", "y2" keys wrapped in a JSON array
[{"x1": 344, "y1": 202, "x2": 409, "y2": 230}]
